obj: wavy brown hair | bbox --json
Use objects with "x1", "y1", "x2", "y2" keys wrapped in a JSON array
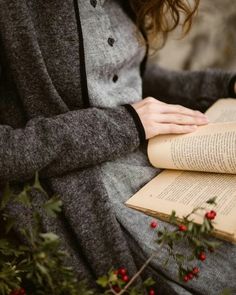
[{"x1": 129, "y1": 0, "x2": 200, "y2": 48}]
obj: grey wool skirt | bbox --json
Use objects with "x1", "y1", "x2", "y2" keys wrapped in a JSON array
[{"x1": 100, "y1": 147, "x2": 236, "y2": 295}]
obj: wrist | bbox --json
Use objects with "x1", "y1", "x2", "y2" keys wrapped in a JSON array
[{"x1": 123, "y1": 104, "x2": 146, "y2": 143}]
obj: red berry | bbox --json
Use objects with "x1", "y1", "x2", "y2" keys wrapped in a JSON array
[
  {"x1": 178, "y1": 224, "x2": 187, "y2": 232},
  {"x1": 149, "y1": 288, "x2": 155, "y2": 295},
  {"x1": 150, "y1": 221, "x2": 158, "y2": 229},
  {"x1": 9, "y1": 289, "x2": 26, "y2": 295},
  {"x1": 188, "y1": 273, "x2": 194, "y2": 280},
  {"x1": 198, "y1": 252, "x2": 206, "y2": 261},
  {"x1": 19, "y1": 289, "x2": 26, "y2": 295},
  {"x1": 112, "y1": 285, "x2": 121, "y2": 293},
  {"x1": 205, "y1": 212, "x2": 212, "y2": 220},
  {"x1": 205, "y1": 210, "x2": 216, "y2": 220},
  {"x1": 210, "y1": 210, "x2": 217, "y2": 218},
  {"x1": 183, "y1": 275, "x2": 189, "y2": 282},
  {"x1": 118, "y1": 267, "x2": 127, "y2": 276},
  {"x1": 192, "y1": 267, "x2": 200, "y2": 275},
  {"x1": 122, "y1": 275, "x2": 129, "y2": 282}
]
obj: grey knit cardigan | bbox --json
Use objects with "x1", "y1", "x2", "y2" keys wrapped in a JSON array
[{"x1": 0, "y1": 0, "x2": 235, "y2": 292}]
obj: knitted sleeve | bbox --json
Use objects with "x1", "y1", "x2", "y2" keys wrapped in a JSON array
[
  {"x1": 0, "y1": 105, "x2": 145, "y2": 182},
  {"x1": 143, "y1": 62, "x2": 236, "y2": 112},
  {"x1": 0, "y1": 60, "x2": 146, "y2": 182}
]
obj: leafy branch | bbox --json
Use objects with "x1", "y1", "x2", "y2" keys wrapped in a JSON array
[{"x1": 0, "y1": 175, "x2": 232, "y2": 295}]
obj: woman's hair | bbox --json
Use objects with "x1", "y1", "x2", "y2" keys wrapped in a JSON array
[{"x1": 129, "y1": 0, "x2": 200, "y2": 48}]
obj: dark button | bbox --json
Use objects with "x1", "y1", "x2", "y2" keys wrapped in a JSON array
[
  {"x1": 90, "y1": 0, "x2": 97, "y2": 8},
  {"x1": 108, "y1": 37, "x2": 115, "y2": 47},
  {"x1": 112, "y1": 75, "x2": 119, "y2": 83}
]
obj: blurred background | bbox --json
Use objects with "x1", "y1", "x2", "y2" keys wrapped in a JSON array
[{"x1": 154, "y1": 0, "x2": 236, "y2": 71}]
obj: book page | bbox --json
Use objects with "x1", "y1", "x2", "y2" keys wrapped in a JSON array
[
  {"x1": 148, "y1": 99, "x2": 236, "y2": 174},
  {"x1": 126, "y1": 170, "x2": 236, "y2": 243},
  {"x1": 206, "y1": 98, "x2": 236, "y2": 123}
]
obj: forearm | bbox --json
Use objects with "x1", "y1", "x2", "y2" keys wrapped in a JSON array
[
  {"x1": 0, "y1": 106, "x2": 143, "y2": 182},
  {"x1": 40, "y1": 105, "x2": 145, "y2": 179},
  {"x1": 143, "y1": 63, "x2": 236, "y2": 112}
]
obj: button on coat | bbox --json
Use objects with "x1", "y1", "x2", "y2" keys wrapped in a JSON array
[
  {"x1": 108, "y1": 37, "x2": 115, "y2": 47},
  {"x1": 90, "y1": 0, "x2": 97, "y2": 8}
]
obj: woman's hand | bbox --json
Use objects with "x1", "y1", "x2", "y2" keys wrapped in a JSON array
[{"x1": 132, "y1": 97, "x2": 209, "y2": 140}]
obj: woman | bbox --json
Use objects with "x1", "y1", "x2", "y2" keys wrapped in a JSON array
[{"x1": 0, "y1": 0, "x2": 235, "y2": 294}]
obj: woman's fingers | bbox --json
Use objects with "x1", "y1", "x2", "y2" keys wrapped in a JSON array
[
  {"x1": 131, "y1": 97, "x2": 209, "y2": 139},
  {"x1": 154, "y1": 123, "x2": 198, "y2": 135},
  {"x1": 137, "y1": 97, "x2": 207, "y2": 118},
  {"x1": 154, "y1": 102, "x2": 206, "y2": 118},
  {"x1": 152, "y1": 113, "x2": 209, "y2": 125},
  {"x1": 143, "y1": 122, "x2": 198, "y2": 139}
]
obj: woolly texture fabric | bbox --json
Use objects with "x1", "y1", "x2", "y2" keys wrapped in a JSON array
[{"x1": 0, "y1": 0, "x2": 235, "y2": 294}]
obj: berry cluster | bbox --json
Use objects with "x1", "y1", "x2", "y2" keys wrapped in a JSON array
[
  {"x1": 112, "y1": 267, "x2": 157, "y2": 295},
  {"x1": 116, "y1": 267, "x2": 129, "y2": 282},
  {"x1": 112, "y1": 267, "x2": 129, "y2": 293},
  {"x1": 9, "y1": 288, "x2": 26, "y2": 295},
  {"x1": 205, "y1": 210, "x2": 217, "y2": 220},
  {"x1": 183, "y1": 267, "x2": 200, "y2": 283}
]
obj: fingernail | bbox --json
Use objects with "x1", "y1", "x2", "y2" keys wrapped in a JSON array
[{"x1": 201, "y1": 117, "x2": 209, "y2": 123}]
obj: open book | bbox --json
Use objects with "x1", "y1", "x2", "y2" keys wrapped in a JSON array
[{"x1": 126, "y1": 98, "x2": 236, "y2": 243}]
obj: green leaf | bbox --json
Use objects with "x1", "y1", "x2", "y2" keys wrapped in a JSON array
[
  {"x1": 143, "y1": 277, "x2": 155, "y2": 287},
  {"x1": 43, "y1": 197, "x2": 62, "y2": 217},
  {"x1": 96, "y1": 275, "x2": 109, "y2": 288},
  {"x1": 175, "y1": 254, "x2": 185, "y2": 263},
  {"x1": 16, "y1": 189, "x2": 31, "y2": 207},
  {"x1": 130, "y1": 288, "x2": 139, "y2": 295},
  {"x1": 187, "y1": 222, "x2": 194, "y2": 232},
  {"x1": 0, "y1": 239, "x2": 9, "y2": 250},
  {"x1": 32, "y1": 211, "x2": 42, "y2": 236},
  {"x1": 200, "y1": 223, "x2": 205, "y2": 233},
  {"x1": 78, "y1": 281, "x2": 95, "y2": 295},
  {"x1": 36, "y1": 262, "x2": 48, "y2": 276},
  {"x1": 36, "y1": 262, "x2": 53, "y2": 289},
  {"x1": 169, "y1": 210, "x2": 177, "y2": 223},
  {"x1": 219, "y1": 288, "x2": 233, "y2": 295},
  {"x1": 0, "y1": 183, "x2": 12, "y2": 210},
  {"x1": 157, "y1": 231, "x2": 163, "y2": 237},
  {"x1": 204, "y1": 218, "x2": 211, "y2": 232},
  {"x1": 163, "y1": 257, "x2": 170, "y2": 267},
  {"x1": 205, "y1": 240, "x2": 221, "y2": 249},
  {"x1": 33, "y1": 171, "x2": 47, "y2": 195},
  {"x1": 5, "y1": 216, "x2": 16, "y2": 234},
  {"x1": 167, "y1": 240, "x2": 173, "y2": 249},
  {"x1": 206, "y1": 197, "x2": 217, "y2": 205},
  {"x1": 187, "y1": 254, "x2": 195, "y2": 261},
  {"x1": 39, "y1": 232, "x2": 59, "y2": 242},
  {"x1": 108, "y1": 272, "x2": 118, "y2": 284}
]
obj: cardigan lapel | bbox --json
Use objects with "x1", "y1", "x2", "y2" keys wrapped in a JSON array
[{"x1": 0, "y1": 0, "x2": 87, "y2": 118}]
